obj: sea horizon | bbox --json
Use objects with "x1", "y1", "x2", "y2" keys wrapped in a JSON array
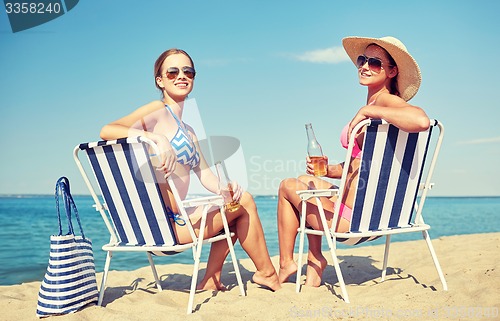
[
  {"x1": 1, "y1": 195, "x2": 499, "y2": 286},
  {"x1": 1, "y1": 194, "x2": 499, "y2": 198}
]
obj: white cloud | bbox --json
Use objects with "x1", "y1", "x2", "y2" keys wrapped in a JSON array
[
  {"x1": 198, "y1": 57, "x2": 252, "y2": 67},
  {"x1": 292, "y1": 46, "x2": 350, "y2": 64},
  {"x1": 457, "y1": 136, "x2": 500, "y2": 145}
]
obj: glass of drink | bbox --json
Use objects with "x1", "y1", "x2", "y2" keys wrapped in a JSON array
[{"x1": 215, "y1": 161, "x2": 240, "y2": 212}]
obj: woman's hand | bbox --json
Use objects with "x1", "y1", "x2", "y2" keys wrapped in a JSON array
[
  {"x1": 305, "y1": 156, "x2": 314, "y2": 175},
  {"x1": 230, "y1": 180, "x2": 243, "y2": 202},
  {"x1": 305, "y1": 155, "x2": 328, "y2": 176},
  {"x1": 151, "y1": 135, "x2": 177, "y2": 178},
  {"x1": 348, "y1": 106, "x2": 370, "y2": 141}
]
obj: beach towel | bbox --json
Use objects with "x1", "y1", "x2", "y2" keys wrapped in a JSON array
[{"x1": 36, "y1": 177, "x2": 98, "y2": 318}]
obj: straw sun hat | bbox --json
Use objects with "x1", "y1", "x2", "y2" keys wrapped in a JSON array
[{"x1": 342, "y1": 36, "x2": 421, "y2": 101}]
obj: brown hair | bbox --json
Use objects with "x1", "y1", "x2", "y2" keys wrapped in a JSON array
[
  {"x1": 153, "y1": 48, "x2": 195, "y2": 91},
  {"x1": 367, "y1": 44, "x2": 399, "y2": 97},
  {"x1": 386, "y1": 54, "x2": 399, "y2": 97}
]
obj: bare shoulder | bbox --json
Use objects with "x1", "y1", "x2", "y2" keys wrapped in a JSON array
[
  {"x1": 376, "y1": 92, "x2": 408, "y2": 107},
  {"x1": 125, "y1": 100, "x2": 165, "y2": 120},
  {"x1": 141, "y1": 100, "x2": 165, "y2": 113}
]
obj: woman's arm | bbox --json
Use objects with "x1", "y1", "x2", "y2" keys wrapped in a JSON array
[
  {"x1": 189, "y1": 131, "x2": 220, "y2": 194},
  {"x1": 306, "y1": 156, "x2": 343, "y2": 179},
  {"x1": 100, "y1": 100, "x2": 164, "y2": 140},
  {"x1": 100, "y1": 100, "x2": 178, "y2": 177},
  {"x1": 193, "y1": 158, "x2": 220, "y2": 194},
  {"x1": 348, "y1": 93, "x2": 430, "y2": 138},
  {"x1": 190, "y1": 130, "x2": 243, "y2": 201},
  {"x1": 325, "y1": 163, "x2": 343, "y2": 179}
]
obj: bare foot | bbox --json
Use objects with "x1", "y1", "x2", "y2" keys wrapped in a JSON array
[
  {"x1": 252, "y1": 270, "x2": 282, "y2": 291},
  {"x1": 197, "y1": 276, "x2": 227, "y2": 291},
  {"x1": 304, "y1": 256, "x2": 327, "y2": 287},
  {"x1": 278, "y1": 260, "x2": 298, "y2": 284}
]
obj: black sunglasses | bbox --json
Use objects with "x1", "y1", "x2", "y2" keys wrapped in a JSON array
[
  {"x1": 163, "y1": 66, "x2": 196, "y2": 80},
  {"x1": 356, "y1": 55, "x2": 393, "y2": 73}
]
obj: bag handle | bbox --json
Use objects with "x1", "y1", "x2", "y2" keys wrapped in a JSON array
[{"x1": 55, "y1": 177, "x2": 86, "y2": 238}]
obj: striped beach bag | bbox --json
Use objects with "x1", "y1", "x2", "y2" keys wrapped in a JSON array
[{"x1": 36, "y1": 177, "x2": 98, "y2": 317}]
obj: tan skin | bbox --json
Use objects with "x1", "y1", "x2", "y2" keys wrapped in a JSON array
[
  {"x1": 277, "y1": 44, "x2": 430, "y2": 287},
  {"x1": 101, "y1": 52, "x2": 281, "y2": 291}
]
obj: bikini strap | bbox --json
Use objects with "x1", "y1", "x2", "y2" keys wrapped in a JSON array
[{"x1": 165, "y1": 104, "x2": 182, "y2": 127}]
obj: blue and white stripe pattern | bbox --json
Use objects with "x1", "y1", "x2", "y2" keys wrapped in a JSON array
[
  {"x1": 79, "y1": 138, "x2": 177, "y2": 247},
  {"x1": 36, "y1": 234, "x2": 98, "y2": 317},
  {"x1": 165, "y1": 104, "x2": 200, "y2": 169},
  {"x1": 170, "y1": 126, "x2": 200, "y2": 168},
  {"x1": 338, "y1": 120, "x2": 432, "y2": 245}
]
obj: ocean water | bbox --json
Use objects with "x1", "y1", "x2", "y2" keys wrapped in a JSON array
[{"x1": 0, "y1": 195, "x2": 499, "y2": 286}]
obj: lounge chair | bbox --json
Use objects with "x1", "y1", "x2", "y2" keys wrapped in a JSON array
[
  {"x1": 73, "y1": 136, "x2": 246, "y2": 314},
  {"x1": 295, "y1": 119, "x2": 448, "y2": 302}
]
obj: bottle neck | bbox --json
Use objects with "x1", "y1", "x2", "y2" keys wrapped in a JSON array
[
  {"x1": 215, "y1": 162, "x2": 230, "y2": 184},
  {"x1": 306, "y1": 126, "x2": 317, "y2": 141},
  {"x1": 305, "y1": 124, "x2": 323, "y2": 156}
]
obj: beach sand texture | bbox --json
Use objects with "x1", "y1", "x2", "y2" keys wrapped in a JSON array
[{"x1": 1, "y1": 232, "x2": 499, "y2": 321}]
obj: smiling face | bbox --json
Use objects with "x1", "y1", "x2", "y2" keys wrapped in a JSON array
[
  {"x1": 358, "y1": 44, "x2": 397, "y2": 88},
  {"x1": 155, "y1": 53, "x2": 195, "y2": 103}
]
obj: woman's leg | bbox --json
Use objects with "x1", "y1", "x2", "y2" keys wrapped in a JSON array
[
  {"x1": 304, "y1": 234, "x2": 328, "y2": 287},
  {"x1": 277, "y1": 178, "x2": 304, "y2": 283},
  {"x1": 197, "y1": 232, "x2": 237, "y2": 291},
  {"x1": 277, "y1": 175, "x2": 336, "y2": 285},
  {"x1": 298, "y1": 175, "x2": 338, "y2": 287},
  {"x1": 233, "y1": 192, "x2": 280, "y2": 290},
  {"x1": 176, "y1": 192, "x2": 281, "y2": 291}
]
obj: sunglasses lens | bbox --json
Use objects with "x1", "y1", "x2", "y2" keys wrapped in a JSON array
[
  {"x1": 368, "y1": 58, "x2": 382, "y2": 73},
  {"x1": 165, "y1": 67, "x2": 195, "y2": 79},
  {"x1": 166, "y1": 67, "x2": 179, "y2": 79},
  {"x1": 356, "y1": 55, "x2": 367, "y2": 68},
  {"x1": 182, "y1": 67, "x2": 196, "y2": 79},
  {"x1": 356, "y1": 55, "x2": 383, "y2": 73}
]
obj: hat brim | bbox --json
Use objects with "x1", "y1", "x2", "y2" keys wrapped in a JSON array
[{"x1": 342, "y1": 36, "x2": 421, "y2": 101}]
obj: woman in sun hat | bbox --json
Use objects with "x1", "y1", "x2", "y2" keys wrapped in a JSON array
[{"x1": 276, "y1": 36, "x2": 430, "y2": 287}]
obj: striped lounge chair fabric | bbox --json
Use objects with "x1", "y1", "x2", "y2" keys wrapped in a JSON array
[
  {"x1": 295, "y1": 119, "x2": 448, "y2": 303},
  {"x1": 73, "y1": 136, "x2": 245, "y2": 314}
]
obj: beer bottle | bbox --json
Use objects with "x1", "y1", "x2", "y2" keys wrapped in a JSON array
[
  {"x1": 215, "y1": 161, "x2": 240, "y2": 212},
  {"x1": 305, "y1": 123, "x2": 327, "y2": 176}
]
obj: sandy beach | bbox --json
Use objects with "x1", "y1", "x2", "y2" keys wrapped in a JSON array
[{"x1": 2, "y1": 232, "x2": 499, "y2": 321}]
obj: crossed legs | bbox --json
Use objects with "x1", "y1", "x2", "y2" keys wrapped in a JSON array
[{"x1": 175, "y1": 191, "x2": 281, "y2": 291}]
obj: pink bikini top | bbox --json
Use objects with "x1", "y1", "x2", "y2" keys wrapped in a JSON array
[
  {"x1": 341, "y1": 100, "x2": 377, "y2": 159},
  {"x1": 340, "y1": 124, "x2": 362, "y2": 159}
]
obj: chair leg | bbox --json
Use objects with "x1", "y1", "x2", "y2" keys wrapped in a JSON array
[
  {"x1": 222, "y1": 212, "x2": 246, "y2": 297},
  {"x1": 295, "y1": 201, "x2": 307, "y2": 293},
  {"x1": 187, "y1": 210, "x2": 207, "y2": 314},
  {"x1": 187, "y1": 248, "x2": 202, "y2": 314},
  {"x1": 422, "y1": 230, "x2": 448, "y2": 291},
  {"x1": 381, "y1": 235, "x2": 391, "y2": 281},
  {"x1": 315, "y1": 199, "x2": 350, "y2": 303},
  {"x1": 98, "y1": 251, "x2": 112, "y2": 306},
  {"x1": 327, "y1": 239, "x2": 350, "y2": 303},
  {"x1": 147, "y1": 252, "x2": 162, "y2": 292},
  {"x1": 226, "y1": 236, "x2": 246, "y2": 296}
]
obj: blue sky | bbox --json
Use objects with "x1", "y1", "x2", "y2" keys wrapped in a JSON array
[{"x1": 1, "y1": 1, "x2": 499, "y2": 196}]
